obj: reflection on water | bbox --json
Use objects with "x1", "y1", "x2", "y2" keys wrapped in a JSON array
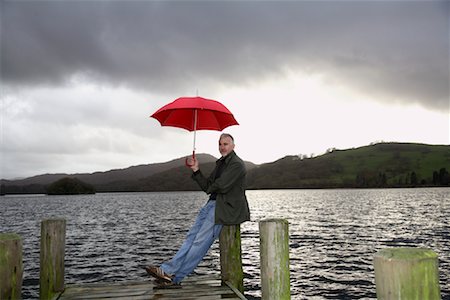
[
  {"x1": 244, "y1": 189, "x2": 449, "y2": 299},
  {"x1": 1, "y1": 188, "x2": 449, "y2": 299}
]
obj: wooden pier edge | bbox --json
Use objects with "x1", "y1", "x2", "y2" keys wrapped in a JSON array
[
  {"x1": 0, "y1": 233, "x2": 23, "y2": 300},
  {"x1": 8, "y1": 217, "x2": 445, "y2": 299},
  {"x1": 224, "y1": 280, "x2": 248, "y2": 300},
  {"x1": 45, "y1": 219, "x2": 248, "y2": 300},
  {"x1": 219, "y1": 225, "x2": 244, "y2": 293},
  {"x1": 373, "y1": 247, "x2": 441, "y2": 299},
  {"x1": 259, "y1": 218, "x2": 291, "y2": 300},
  {"x1": 57, "y1": 276, "x2": 248, "y2": 299},
  {"x1": 40, "y1": 218, "x2": 66, "y2": 300}
]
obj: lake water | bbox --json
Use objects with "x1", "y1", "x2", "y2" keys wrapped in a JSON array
[{"x1": 1, "y1": 188, "x2": 449, "y2": 299}]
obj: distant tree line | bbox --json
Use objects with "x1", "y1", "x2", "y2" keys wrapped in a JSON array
[
  {"x1": 355, "y1": 167, "x2": 449, "y2": 188},
  {"x1": 432, "y1": 168, "x2": 450, "y2": 186},
  {"x1": 1, "y1": 177, "x2": 96, "y2": 195},
  {"x1": 1, "y1": 183, "x2": 46, "y2": 195}
]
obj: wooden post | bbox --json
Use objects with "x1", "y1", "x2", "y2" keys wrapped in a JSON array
[
  {"x1": 40, "y1": 218, "x2": 66, "y2": 300},
  {"x1": 0, "y1": 233, "x2": 23, "y2": 300},
  {"x1": 259, "y1": 219, "x2": 290, "y2": 300},
  {"x1": 219, "y1": 225, "x2": 244, "y2": 293},
  {"x1": 374, "y1": 247, "x2": 441, "y2": 300}
]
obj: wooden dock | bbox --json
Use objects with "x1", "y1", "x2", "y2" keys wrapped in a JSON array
[
  {"x1": 57, "y1": 275, "x2": 247, "y2": 300},
  {"x1": 2, "y1": 220, "x2": 293, "y2": 299}
]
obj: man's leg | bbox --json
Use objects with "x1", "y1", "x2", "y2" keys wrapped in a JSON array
[
  {"x1": 170, "y1": 201, "x2": 222, "y2": 284},
  {"x1": 160, "y1": 200, "x2": 219, "y2": 277}
]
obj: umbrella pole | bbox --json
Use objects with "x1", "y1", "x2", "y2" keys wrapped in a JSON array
[
  {"x1": 193, "y1": 109, "x2": 197, "y2": 158},
  {"x1": 185, "y1": 109, "x2": 197, "y2": 167}
]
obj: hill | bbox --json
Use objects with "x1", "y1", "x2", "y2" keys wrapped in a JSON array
[
  {"x1": 246, "y1": 143, "x2": 450, "y2": 189},
  {"x1": 46, "y1": 177, "x2": 95, "y2": 195},
  {"x1": 1, "y1": 143, "x2": 449, "y2": 194},
  {"x1": 0, "y1": 154, "x2": 220, "y2": 194}
]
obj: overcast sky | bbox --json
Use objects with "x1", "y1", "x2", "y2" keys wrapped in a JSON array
[{"x1": 1, "y1": 0, "x2": 449, "y2": 180}]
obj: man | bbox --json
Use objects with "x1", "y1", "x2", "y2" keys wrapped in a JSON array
[{"x1": 145, "y1": 133, "x2": 250, "y2": 288}]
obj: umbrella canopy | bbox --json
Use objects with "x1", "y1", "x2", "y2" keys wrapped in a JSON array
[
  {"x1": 151, "y1": 96, "x2": 238, "y2": 132},
  {"x1": 150, "y1": 96, "x2": 239, "y2": 159}
]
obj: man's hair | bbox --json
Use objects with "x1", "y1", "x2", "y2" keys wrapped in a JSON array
[{"x1": 220, "y1": 133, "x2": 234, "y2": 142}]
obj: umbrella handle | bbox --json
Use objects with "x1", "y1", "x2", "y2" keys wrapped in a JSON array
[{"x1": 185, "y1": 150, "x2": 196, "y2": 167}]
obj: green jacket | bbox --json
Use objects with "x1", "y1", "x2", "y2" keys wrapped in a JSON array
[{"x1": 192, "y1": 151, "x2": 250, "y2": 225}]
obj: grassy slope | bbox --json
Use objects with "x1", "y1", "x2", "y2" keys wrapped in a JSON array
[
  {"x1": 247, "y1": 143, "x2": 450, "y2": 189},
  {"x1": 331, "y1": 143, "x2": 450, "y2": 185}
]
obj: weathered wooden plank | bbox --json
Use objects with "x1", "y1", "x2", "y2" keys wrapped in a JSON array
[
  {"x1": 61, "y1": 289, "x2": 239, "y2": 300},
  {"x1": 259, "y1": 219, "x2": 291, "y2": 300},
  {"x1": 0, "y1": 233, "x2": 23, "y2": 300},
  {"x1": 220, "y1": 225, "x2": 244, "y2": 293},
  {"x1": 62, "y1": 286, "x2": 234, "y2": 298},
  {"x1": 58, "y1": 276, "x2": 246, "y2": 300},
  {"x1": 60, "y1": 286, "x2": 153, "y2": 299},
  {"x1": 374, "y1": 247, "x2": 441, "y2": 299},
  {"x1": 40, "y1": 219, "x2": 66, "y2": 300}
]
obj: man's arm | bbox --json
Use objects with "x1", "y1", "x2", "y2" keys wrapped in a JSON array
[{"x1": 204, "y1": 161, "x2": 245, "y2": 194}]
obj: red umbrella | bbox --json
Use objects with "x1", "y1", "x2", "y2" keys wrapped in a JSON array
[{"x1": 150, "y1": 96, "x2": 239, "y2": 162}]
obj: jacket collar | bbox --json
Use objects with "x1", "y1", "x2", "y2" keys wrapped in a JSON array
[{"x1": 217, "y1": 151, "x2": 235, "y2": 165}]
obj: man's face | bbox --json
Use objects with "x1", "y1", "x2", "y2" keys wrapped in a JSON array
[{"x1": 219, "y1": 136, "x2": 235, "y2": 157}]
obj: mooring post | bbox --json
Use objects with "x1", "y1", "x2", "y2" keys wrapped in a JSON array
[
  {"x1": 219, "y1": 225, "x2": 244, "y2": 293},
  {"x1": 373, "y1": 247, "x2": 441, "y2": 300},
  {"x1": 259, "y1": 218, "x2": 291, "y2": 300},
  {"x1": 0, "y1": 233, "x2": 23, "y2": 300},
  {"x1": 40, "y1": 218, "x2": 66, "y2": 300}
]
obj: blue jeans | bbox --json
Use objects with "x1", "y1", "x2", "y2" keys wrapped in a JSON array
[{"x1": 160, "y1": 200, "x2": 223, "y2": 284}]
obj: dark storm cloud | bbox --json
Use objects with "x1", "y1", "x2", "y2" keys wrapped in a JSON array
[{"x1": 2, "y1": 1, "x2": 448, "y2": 110}]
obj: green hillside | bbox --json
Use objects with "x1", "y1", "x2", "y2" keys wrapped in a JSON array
[
  {"x1": 247, "y1": 143, "x2": 450, "y2": 189},
  {"x1": 1, "y1": 143, "x2": 449, "y2": 194}
]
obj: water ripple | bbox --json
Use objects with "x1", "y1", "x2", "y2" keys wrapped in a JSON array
[{"x1": 0, "y1": 188, "x2": 449, "y2": 299}]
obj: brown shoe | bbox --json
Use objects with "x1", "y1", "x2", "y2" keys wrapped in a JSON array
[
  {"x1": 144, "y1": 265, "x2": 172, "y2": 282},
  {"x1": 154, "y1": 280, "x2": 181, "y2": 289}
]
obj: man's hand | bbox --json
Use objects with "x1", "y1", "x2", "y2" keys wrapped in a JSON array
[{"x1": 186, "y1": 157, "x2": 199, "y2": 172}]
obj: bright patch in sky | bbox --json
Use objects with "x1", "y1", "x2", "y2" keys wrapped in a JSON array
[{"x1": 194, "y1": 72, "x2": 449, "y2": 164}]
